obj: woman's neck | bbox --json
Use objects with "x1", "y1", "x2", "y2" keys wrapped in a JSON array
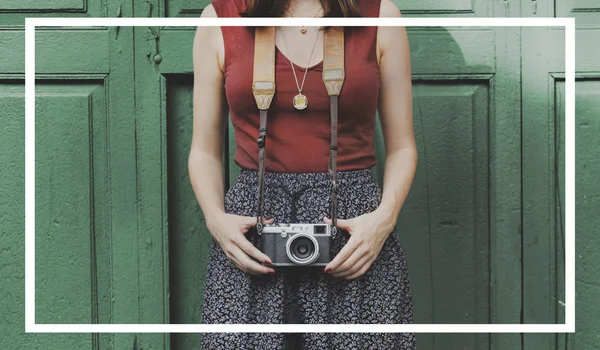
[
  {"x1": 289, "y1": 0, "x2": 322, "y2": 6},
  {"x1": 286, "y1": 0, "x2": 323, "y2": 16}
]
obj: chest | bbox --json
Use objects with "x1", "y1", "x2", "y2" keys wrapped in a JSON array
[{"x1": 223, "y1": 27, "x2": 380, "y2": 118}]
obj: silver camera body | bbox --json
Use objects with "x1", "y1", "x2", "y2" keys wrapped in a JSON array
[{"x1": 260, "y1": 223, "x2": 333, "y2": 266}]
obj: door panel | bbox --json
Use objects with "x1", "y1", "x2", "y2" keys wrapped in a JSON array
[
  {"x1": 2, "y1": 0, "x2": 85, "y2": 11},
  {"x1": 2, "y1": 29, "x2": 109, "y2": 74},
  {"x1": 35, "y1": 80, "x2": 107, "y2": 327},
  {"x1": 396, "y1": 0, "x2": 488, "y2": 16},
  {"x1": 401, "y1": 81, "x2": 491, "y2": 322},
  {"x1": 397, "y1": 81, "x2": 491, "y2": 349},
  {"x1": 0, "y1": 0, "x2": 103, "y2": 25},
  {"x1": 556, "y1": 0, "x2": 600, "y2": 25},
  {"x1": 0, "y1": 80, "x2": 101, "y2": 349}
]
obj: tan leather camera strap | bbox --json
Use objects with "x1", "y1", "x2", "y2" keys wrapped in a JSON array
[
  {"x1": 253, "y1": 26, "x2": 345, "y2": 233},
  {"x1": 252, "y1": 26, "x2": 276, "y2": 232},
  {"x1": 322, "y1": 26, "x2": 345, "y2": 229}
]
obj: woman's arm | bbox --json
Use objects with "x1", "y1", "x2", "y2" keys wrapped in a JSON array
[
  {"x1": 373, "y1": 0, "x2": 418, "y2": 228},
  {"x1": 324, "y1": 0, "x2": 417, "y2": 279},
  {"x1": 188, "y1": 5, "x2": 228, "y2": 220},
  {"x1": 188, "y1": 6, "x2": 274, "y2": 275}
]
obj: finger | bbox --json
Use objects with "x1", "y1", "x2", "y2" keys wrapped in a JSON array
[
  {"x1": 345, "y1": 259, "x2": 374, "y2": 280},
  {"x1": 324, "y1": 239, "x2": 358, "y2": 272},
  {"x1": 224, "y1": 247, "x2": 246, "y2": 272},
  {"x1": 233, "y1": 233, "x2": 273, "y2": 264},
  {"x1": 333, "y1": 253, "x2": 370, "y2": 278},
  {"x1": 328, "y1": 246, "x2": 366, "y2": 274},
  {"x1": 229, "y1": 244, "x2": 275, "y2": 275},
  {"x1": 323, "y1": 216, "x2": 353, "y2": 231},
  {"x1": 330, "y1": 249, "x2": 368, "y2": 276},
  {"x1": 223, "y1": 244, "x2": 247, "y2": 271}
]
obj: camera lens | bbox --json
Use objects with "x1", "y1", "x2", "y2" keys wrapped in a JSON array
[
  {"x1": 286, "y1": 233, "x2": 320, "y2": 265},
  {"x1": 292, "y1": 237, "x2": 312, "y2": 258}
]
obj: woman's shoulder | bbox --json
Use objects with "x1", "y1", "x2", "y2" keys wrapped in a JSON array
[{"x1": 377, "y1": 0, "x2": 402, "y2": 17}]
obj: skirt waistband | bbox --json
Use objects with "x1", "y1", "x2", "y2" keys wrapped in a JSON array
[{"x1": 236, "y1": 167, "x2": 376, "y2": 186}]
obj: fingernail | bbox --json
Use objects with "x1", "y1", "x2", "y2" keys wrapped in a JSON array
[
  {"x1": 324, "y1": 267, "x2": 330, "y2": 272},
  {"x1": 269, "y1": 270, "x2": 276, "y2": 275}
]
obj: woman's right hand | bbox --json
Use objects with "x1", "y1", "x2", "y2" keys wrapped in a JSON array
[{"x1": 207, "y1": 213, "x2": 276, "y2": 275}]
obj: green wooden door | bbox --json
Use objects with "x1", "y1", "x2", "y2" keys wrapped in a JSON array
[{"x1": 0, "y1": 3, "x2": 168, "y2": 350}]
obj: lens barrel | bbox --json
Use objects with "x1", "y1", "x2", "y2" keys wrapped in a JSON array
[{"x1": 285, "y1": 233, "x2": 320, "y2": 265}]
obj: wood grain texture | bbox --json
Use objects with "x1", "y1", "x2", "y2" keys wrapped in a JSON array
[{"x1": 0, "y1": 0, "x2": 85, "y2": 12}]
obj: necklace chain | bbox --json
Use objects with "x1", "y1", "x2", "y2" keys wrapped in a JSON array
[
  {"x1": 280, "y1": 28, "x2": 321, "y2": 94},
  {"x1": 286, "y1": 7, "x2": 323, "y2": 34},
  {"x1": 285, "y1": 7, "x2": 323, "y2": 20}
]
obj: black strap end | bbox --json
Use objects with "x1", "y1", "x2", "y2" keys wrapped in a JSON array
[
  {"x1": 257, "y1": 135, "x2": 266, "y2": 148},
  {"x1": 332, "y1": 180, "x2": 339, "y2": 194}
]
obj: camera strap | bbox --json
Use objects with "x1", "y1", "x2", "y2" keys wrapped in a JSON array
[
  {"x1": 252, "y1": 26, "x2": 276, "y2": 234},
  {"x1": 252, "y1": 26, "x2": 345, "y2": 234}
]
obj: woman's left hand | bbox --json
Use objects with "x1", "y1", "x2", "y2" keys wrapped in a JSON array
[{"x1": 323, "y1": 208, "x2": 396, "y2": 280}]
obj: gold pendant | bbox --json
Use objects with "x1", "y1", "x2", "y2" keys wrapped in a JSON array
[
  {"x1": 293, "y1": 94, "x2": 308, "y2": 110},
  {"x1": 300, "y1": 26, "x2": 307, "y2": 34}
]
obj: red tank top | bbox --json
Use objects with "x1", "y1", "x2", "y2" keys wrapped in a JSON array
[{"x1": 211, "y1": 0, "x2": 381, "y2": 173}]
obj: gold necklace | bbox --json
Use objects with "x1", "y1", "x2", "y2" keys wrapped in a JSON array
[
  {"x1": 280, "y1": 28, "x2": 321, "y2": 110},
  {"x1": 286, "y1": 7, "x2": 323, "y2": 34}
]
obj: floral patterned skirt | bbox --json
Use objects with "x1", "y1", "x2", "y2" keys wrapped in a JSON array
[{"x1": 201, "y1": 168, "x2": 416, "y2": 349}]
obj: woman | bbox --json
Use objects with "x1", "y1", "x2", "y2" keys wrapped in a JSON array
[{"x1": 188, "y1": 0, "x2": 417, "y2": 348}]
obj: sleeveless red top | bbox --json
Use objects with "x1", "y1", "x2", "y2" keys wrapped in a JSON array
[{"x1": 211, "y1": 0, "x2": 381, "y2": 173}]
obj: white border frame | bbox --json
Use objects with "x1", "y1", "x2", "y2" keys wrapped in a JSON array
[{"x1": 25, "y1": 17, "x2": 575, "y2": 334}]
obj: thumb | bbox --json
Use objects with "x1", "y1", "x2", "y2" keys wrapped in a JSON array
[{"x1": 323, "y1": 216, "x2": 353, "y2": 231}]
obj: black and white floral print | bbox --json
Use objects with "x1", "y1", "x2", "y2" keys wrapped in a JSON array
[{"x1": 201, "y1": 168, "x2": 416, "y2": 350}]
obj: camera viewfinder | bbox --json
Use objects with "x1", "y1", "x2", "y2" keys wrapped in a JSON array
[{"x1": 315, "y1": 225, "x2": 326, "y2": 234}]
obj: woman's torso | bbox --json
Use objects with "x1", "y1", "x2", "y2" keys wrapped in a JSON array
[{"x1": 211, "y1": 0, "x2": 382, "y2": 173}]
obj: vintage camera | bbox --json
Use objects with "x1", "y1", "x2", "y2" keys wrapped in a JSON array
[{"x1": 260, "y1": 223, "x2": 333, "y2": 266}]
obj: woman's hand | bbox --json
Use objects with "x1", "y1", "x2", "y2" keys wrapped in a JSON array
[
  {"x1": 323, "y1": 208, "x2": 396, "y2": 280},
  {"x1": 207, "y1": 213, "x2": 276, "y2": 275}
]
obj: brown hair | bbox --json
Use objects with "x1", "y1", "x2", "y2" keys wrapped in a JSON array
[{"x1": 241, "y1": 0, "x2": 362, "y2": 18}]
